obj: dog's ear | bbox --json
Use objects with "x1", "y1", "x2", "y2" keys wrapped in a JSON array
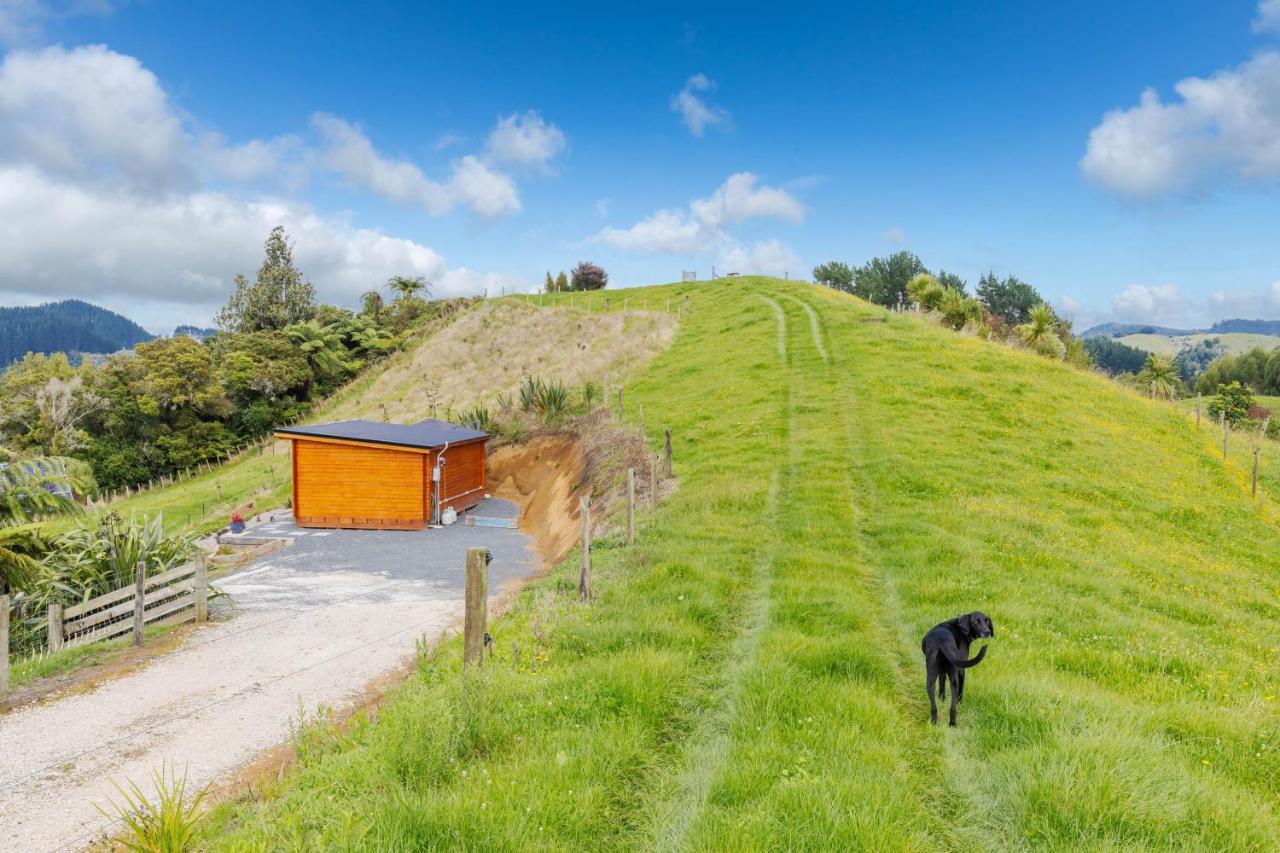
[{"x1": 958, "y1": 613, "x2": 973, "y2": 635}]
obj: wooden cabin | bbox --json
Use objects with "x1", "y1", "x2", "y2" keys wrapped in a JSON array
[{"x1": 273, "y1": 419, "x2": 489, "y2": 530}]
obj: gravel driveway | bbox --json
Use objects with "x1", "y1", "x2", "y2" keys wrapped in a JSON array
[{"x1": 0, "y1": 499, "x2": 537, "y2": 852}]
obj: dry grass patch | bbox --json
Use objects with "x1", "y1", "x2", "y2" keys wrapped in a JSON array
[{"x1": 328, "y1": 299, "x2": 677, "y2": 424}]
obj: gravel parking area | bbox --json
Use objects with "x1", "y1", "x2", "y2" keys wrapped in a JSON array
[{"x1": 0, "y1": 499, "x2": 537, "y2": 852}]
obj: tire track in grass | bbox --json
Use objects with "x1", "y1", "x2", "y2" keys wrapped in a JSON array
[
  {"x1": 758, "y1": 295, "x2": 786, "y2": 361},
  {"x1": 778, "y1": 291, "x2": 829, "y2": 363},
  {"x1": 650, "y1": 289, "x2": 791, "y2": 853},
  {"x1": 787, "y1": 286, "x2": 963, "y2": 844}
]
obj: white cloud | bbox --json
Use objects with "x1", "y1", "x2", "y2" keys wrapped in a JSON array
[
  {"x1": 0, "y1": 43, "x2": 537, "y2": 329},
  {"x1": 1255, "y1": 0, "x2": 1280, "y2": 33},
  {"x1": 1207, "y1": 281, "x2": 1280, "y2": 317},
  {"x1": 484, "y1": 111, "x2": 567, "y2": 173},
  {"x1": 596, "y1": 209, "x2": 706, "y2": 255},
  {"x1": 1081, "y1": 51, "x2": 1280, "y2": 198},
  {"x1": 1110, "y1": 283, "x2": 1189, "y2": 324},
  {"x1": 671, "y1": 73, "x2": 729, "y2": 136},
  {"x1": 689, "y1": 172, "x2": 803, "y2": 229},
  {"x1": 312, "y1": 113, "x2": 520, "y2": 218},
  {"x1": 594, "y1": 172, "x2": 803, "y2": 255},
  {"x1": 717, "y1": 239, "x2": 802, "y2": 278},
  {"x1": 0, "y1": 44, "x2": 192, "y2": 191},
  {"x1": 883, "y1": 226, "x2": 907, "y2": 245},
  {"x1": 0, "y1": 165, "x2": 510, "y2": 330},
  {"x1": 595, "y1": 198, "x2": 609, "y2": 218},
  {"x1": 0, "y1": 0, "x2": 114, "y2": 47}
]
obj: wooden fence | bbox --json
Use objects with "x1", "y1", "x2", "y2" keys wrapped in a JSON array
[{"x1": 49, "y1": 558, "x2": 209, "y2": 652}]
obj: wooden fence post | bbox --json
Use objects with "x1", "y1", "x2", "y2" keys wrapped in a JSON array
[
  {"x1": 627, "y1": 468, "x2": 636, "y2": 545},
  {"x1": 579, "y1": 496, "x2": 592, "y2": 602},
  {"x1": 47, "y1": 602, "x2": 63, "y2": 652},
  {"x1": 133, "y1": 561, "x2": 146, "y2": 647},
  {"x1": 194, "y1": 554, "x2": 208, "y2": 622},
  {"x1": 1, "y1": 594, "x2": 9, "y2": 693},
  {"x1": 464, "y1": 547, "x2": 488, "y2": 666},
  {"x1": 650, "y1": 454, "x2": 658, "y2": 511},
  {"x1": 664, "y1": 429, "x2": 673, "y2": 478},
  {"x1": 616, "y1": 387, "x2": 623, "y2": 420}
]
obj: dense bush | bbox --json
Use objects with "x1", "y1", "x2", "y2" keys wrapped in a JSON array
[
  {"x1": 1084, "y1": 337, "x2": 1149, "y2": 375},
  {"x1": 1195, "y1": 346, "x2": 1280, "y2": 396}
]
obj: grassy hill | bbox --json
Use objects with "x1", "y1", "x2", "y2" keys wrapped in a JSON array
[
  {"x1": 159, "y1": 277, "x2": 1280, "y2": 849},
  {"x1": 1119, "y1": 331, "x2": 1280, "y2": 358}
]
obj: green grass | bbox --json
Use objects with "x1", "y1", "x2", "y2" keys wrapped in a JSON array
[
  {"x1": 7, "y1": 623, "x2": 176, "y2": 689},
  {"x1": 1119, "y1": 331, "x2": 1280, "y2": 357},
  {"x1": 183, "y1": 278, "x2": 1280, "y2": 849}
]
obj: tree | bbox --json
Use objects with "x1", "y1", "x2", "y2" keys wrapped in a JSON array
[
  {"x1": 387, "y1": 275, "x2": 430, "y2": 302},
  {"x1": 555, "y1": 271, "x2": 570, "y2": 293},
  {"x1": 571, "y1": 262, "x2": 608, "y2": 291},
  {"x1": 360, "y1": 290, "x2": 384, "y2": 325},
  {"x1": 287, "y1": 321, "x2": 350, "y2": 385},
  {"x1": 216, "y1": 226, "x2": 317, "y2": 332},
  {"x1": 134, "y1": 337, "x2": 230, "y2": 416},
  {"x1": 853, "y1": 252, "x2": 928, "y2": 307},
  {"x1": 812, "y1": 261, "x2": 854, "y2": 292},
  {"x1": 544, "y1": 271, "x2": 556, "y2": 293},
  {"x1": 1207, "y1": 381, "x2": 1253, "y2": 424},
  {"x1": 937, "y1": 270, "x2": 967, "y2": 294},
  {"x1": 1138, "y1": 354, "x2": 1182, "y2": 400},
  {"x1": 1016, "y1": 303, "x2": 1066, "y2": 358},
  {"x1": 976, "y1": 272, "x2": 1043, "y2": 326}
]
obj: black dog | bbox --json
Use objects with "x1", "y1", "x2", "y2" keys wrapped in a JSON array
[{"x1": 921, "y1": 612, "x2": 993, "y2": 726}]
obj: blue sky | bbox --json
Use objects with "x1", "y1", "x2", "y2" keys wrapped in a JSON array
[{"x1": 1, "y1": 1, "x2": 1279, "y2": 332}]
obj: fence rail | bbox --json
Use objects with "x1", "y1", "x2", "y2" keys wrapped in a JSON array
[{"x1": 58, "y1": 558, "x2": 207, "y2": 650}]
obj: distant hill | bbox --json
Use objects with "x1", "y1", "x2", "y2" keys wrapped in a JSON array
[
  {"x1": 1206, "y1": 319, "x2": 1280, "y2": 335},
  {"x1": 174, "y1": 325, "x2": 217, "y2": 342},
  {"x1": 1082, "y1": 318, "x2": 1280, "y2": 338},
  {"x1": 1081, "y1": 322, "x2": 1195, "y2": 338},
  {"x1": 0, "y1": 300, "x2": 153, "y2": 367}
]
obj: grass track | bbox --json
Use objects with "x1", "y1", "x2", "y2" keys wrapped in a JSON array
[{"x1": 199, "y1": 278, "x2": 1280, "y2": 850}]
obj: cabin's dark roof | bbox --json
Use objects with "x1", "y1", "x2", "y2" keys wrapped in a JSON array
[{"x1": 274, "y1": 419, "x2": 488, "y2": 450}]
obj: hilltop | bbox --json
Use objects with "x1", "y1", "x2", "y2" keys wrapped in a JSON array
[
  {"x1": 0, "y1": 299, "x2": 153, "y2": 367},
  {"x1": 152, "y1": 277, "x2": 1280, "y2": 850}
]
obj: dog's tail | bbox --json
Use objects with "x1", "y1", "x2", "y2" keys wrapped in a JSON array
[{"x1": 942, "y1": 644, "x2": 987, "y2": 669}]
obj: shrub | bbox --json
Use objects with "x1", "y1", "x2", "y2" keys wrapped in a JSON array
[
  {"x1": 581, "y1": 381, "x2": 602, "y2": 410},
  {"x1": 570, "y1": 262, "x2": 608, "y2": 291},
  {"x1": 534, "y1": 380, "x2": 570, "y2": 420},
  {"x1": 518, "y1": 376, "x2": 541, "y2": 412},
  {"x1": 459, "y1": 405, "x2": 497, "y2": 434},
  {"x1": 1207, "y1": 381, "x2": 1253, "y2": 426}
]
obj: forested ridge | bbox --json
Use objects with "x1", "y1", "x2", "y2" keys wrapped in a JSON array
[{"x1": 0, "y1": 300, "x2": 153, "y2": 367}]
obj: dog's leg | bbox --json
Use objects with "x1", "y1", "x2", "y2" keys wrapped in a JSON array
[
  {"x1": 957, "y1": 668, "x2": 965, "y2": 703},
  {"x1": 948, "y1": 670, "x2": 960, "y2": 726},
  {"x1": 927, "y1": 664, "x2": 938, "y2": 725},
  {"x1": 937, "y1": 668, "x2": 946, "y2": 701}
]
